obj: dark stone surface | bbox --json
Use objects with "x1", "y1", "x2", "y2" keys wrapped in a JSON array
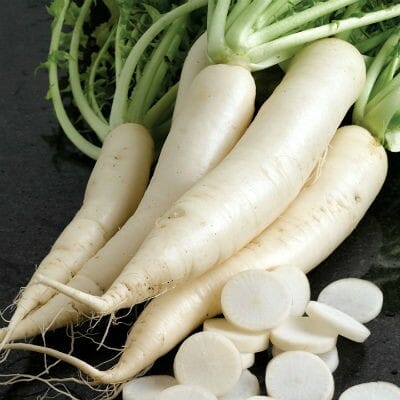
[{"x1": 0, "y1": 1, "x2": 399, "y2": 399}]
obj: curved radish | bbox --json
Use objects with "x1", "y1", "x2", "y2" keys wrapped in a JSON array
[
  {"x1": 3, "y1": 123, "x2": 388, "y2": 384},
  {"x1": 123, "y1": 375, "x2": 177, "y2": 400},
  {"x1": 0, "y1": 62, "x2": 255, "y2": 343},
  {"x1": 339, "y1": 382, "x2": 400, "y2": 400},
  {"x1": 270, "y1": 316, "x2": 337, "y2": 354},
  {"x1": 318, "y1": 278, "x2": 383, "y2": 323},
  {"x1": 37, "y1": 39, "x2": 366, "y2": 315},
  {"x1": 221, "y1": 270, "x2": 292, "y2": 331},
  {"x1": 270, "y1": 266, "x2": 310, "y2": 316},
  {"x1": 203, "y1": 318, "x2": 269, "y2": 353},
  {"x1": 158, "y1": 384, "x2": 217, "y2": 400},
  {"x1": 0, "y1": 123, "x2": 153, "y2": 349},
  {"x1": 265, "y1": 351, "x2": 334, "y2": 400},
  {"x1": 173, "y1": 332, "x2": 242, "y2": 396},
  {"x1": 219, "y1": 370, "x2": 260, "y2": 400},
  {"x1": 305, "y1": 301, "x2": 371, "y2": 343}
]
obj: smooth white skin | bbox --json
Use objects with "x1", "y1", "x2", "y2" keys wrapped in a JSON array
[
  {"x1": 339, "y1": 382, "x2": 400, "y2": 400},
  {"x1": 4, "y1": 125, "x2": 388, "y2": 384},
  {"x1": 221, "y1": 270, "x2": 292, "y2": 331},
  {"x1": 173, "y1": 332, "x2": 242, "y2": 396},
  {"x1": 266, "y1": 351, "x2": 334, "y2": 400},
  {"x1": 173, "y1": 33, "x2": 209, "y2": 120},
  {"x1": 203, "y1": 318, "x2": 270, "y2": 353},
  {"x1": 240, "y1": 353, "x2": 255, "y2": 369},
  {"x1": 246, "y1": 397, "x2": 276, "y2": 400},
  {"x1": 272, "y1": 346, "x2": 339, "y2": 373},
  {"x1": 305, "y1": 301, "x2": 370, "y2": 343},
  {"x1": 3, "y1": 62, "x2": 255, "y2": 343},
  {"x1": 1, "y1": 123, "x2": 153, "y2": 348},
  {"x1": 270, "y1": 316, "x2": 337, "y2": 354},
  {"x1": 122, "y1": 375, "x2": 177, "y2": 400},
  {"x1": 158, "y1": 384, "x2": 217, "y2": 400},
  {"x1": 38, "y1": 38, "x2": 366, "y2": 314},
  {"x1": 270, "y1": 266, "x2": 310, "y2": 316},
  {"x1": 318, "y1": 278, "x2": 383, "y2": 323},
  {"x1": 219, "y1": 370, "x2": 260, "y2": 400}
]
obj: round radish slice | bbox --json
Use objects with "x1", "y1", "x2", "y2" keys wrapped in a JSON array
[
  {"x1": 203, "y1": 318, "x2": 270, "y2": 353},
  {"x1": 318, "y1": 278, "x2": 383, "y2": 323},
  {"x1": 339, "y1": 381, "x2": 400, "y2": 400},
  {"x1": 123, "y1": 375, "x2": 177, "y2": 400},
  {"x1": 271, "y1": 345, "x2": 339, "y2": 373},
  {"x1": 221, "y1": 270, "x2": 292, "y2": 331},
  {"x1": 241, "y1": 353, "x2": 255, "y2": 369},
  {"x1": 270, "y1": 316, "x2": 337, "y2": 354},
  {"x1": 265, "y1": 351, "x2": 334, "y2": 400},
  {"x1": 158, "y1": 384, "x2": 217, "y2": 400},
  {"x1": 219, "y1": 370, "x2": 260, "y2": 400},
  {"x1": 306, "y1": 301, "x2": 370, "y2": 343},
  {"x1": 173, "y1": 332, "x2": 242, "y2": 396},
  {"x1": 270, "y1": 266, "x2": 310, "y2": 316}
]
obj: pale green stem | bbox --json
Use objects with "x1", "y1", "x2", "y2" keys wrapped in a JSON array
[
  {"x1": 49, "y1": 0, "x2": 100, "y2": 159},
  {"x1": 68, "y1": 0, "x2": 109, "y2": 140}
]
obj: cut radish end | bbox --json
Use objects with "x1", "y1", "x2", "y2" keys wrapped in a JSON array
[
  {"x1": 318, "y1": 278, "x2": 383, "y2": 323},
  {"x1": 203, "y1": 318, "x2": 269, "y2": 353},
  {"x1": 270, "y1": 316, "x2": 337, "y2": 354},
  {"x1": 271, "y1": 345, "x2": 339, "y2": 373},
  {"x1": 339, "y1": 381, "x2": 400, "y2": 400},
  {"x1": 123, "y1": 375, "x2": 177, "y2": 400},
  {"x1": 270, "y1": 266, "x2": 310, "y2": 316},
  {"x1": 173, "y1": 332, "x2": 242, "y2": 396},
  {"x1": 306, "y1": 301, "x2": 370, "y2": 343},
  {"x1": 265, "y1": 351, "x2": 334, "y2": 400},
  {"x1": 158, "y1": 384, "x2": 217, "y2": 400},
  {"x1": 219, "y1": 369, "x2": 260, "y2": 400},
  {"x1": 241, "y1": 353, "x2": 255, "y2": 369},
  {"x1": 221, "y1": 270, "x2": 292, "y2": 331}
]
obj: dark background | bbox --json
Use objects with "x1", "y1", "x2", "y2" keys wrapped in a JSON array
[{"x1": 0, "y1": 1, "x2": 399, "y2": 399}]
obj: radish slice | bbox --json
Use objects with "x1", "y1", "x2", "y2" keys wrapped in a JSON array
[
  {"x1": 221, "y1": 270, "x2": 292, "y2": 331},
  {"x1": 265, "y1": 351, "x2": 334, "y2": 400},
  {"x1": 219, "y1": 370, "x2": 260, "y2": 400},
  {"x1": 339, "y1": 381, "x2": 400, "y2": 400},
  {"x1": 270, "y1": 266, "x2": 310, "y2": 316},
  {"x1": 158, "y1": 384, "x2": 217, "y2": 400},
  {"x1": 270, "y1": 316, "x2": 337, "y2": 354},
  {"x1": 173, "y1": 332, "x2": 242, "y2": 396},
  {"x1": 306, "y1": 301, "x2": 370, "y2": 343},
  {"x1": 318, "y1": 278, "x2": 383, "y2": 323},
  {"x1": 271, "y1": 345, "x2": 339, "y2": 373},
  {"x1": 123, "y1": 375, "x2": 177, "y2": 400},
  {"x1": 240, "y1": 353, "x2": 255, "y2": 369},
  {"x1": 203, "y1": 318, "x2": 269, "y2": 353}
]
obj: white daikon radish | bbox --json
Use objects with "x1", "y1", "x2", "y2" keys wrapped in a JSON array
[
  {"x1": 270, "y1": 316, "x2": 337, "y2": 354},
  {"x1": 221, "y1": 270, "x2": 292, "y2": 331},
  {"x1": 203, "y1": 318, "x2": 269, "y2": 353},
  {"x1": 306, "y1": 301, "x2": 370, "y2": 343},
  {"x1": 173, "y1": 332, "x2": 242, "y2": 396},
  {"x1": 246, "y1": 397, "x2": 276, "y2": 400},
  {"x1": 339, "y1": 381, "x2": 400, "y2": 400},
  {"x1": 318, "y1": 278, "x2": 383, "y2": 323},
  {"x1": 219, "y1": 370, "x2": 260, "y2": 400},
  {"x1": 123, "y1": 375, "x2": 177, "y2": 400},
  {"x1": 265, "y1": 351, "x2": 334, "y2": 400},
  {"x1": 270, "y1": 266, "x2": 310, "y2": 316},
  {"x1": 158, "y1": 384, "x2": 217, "y2": 400}
]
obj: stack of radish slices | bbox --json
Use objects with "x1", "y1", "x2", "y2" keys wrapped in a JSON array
[{"x1": 122, "y1": 267, "x2": 398, "y2": 400}]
